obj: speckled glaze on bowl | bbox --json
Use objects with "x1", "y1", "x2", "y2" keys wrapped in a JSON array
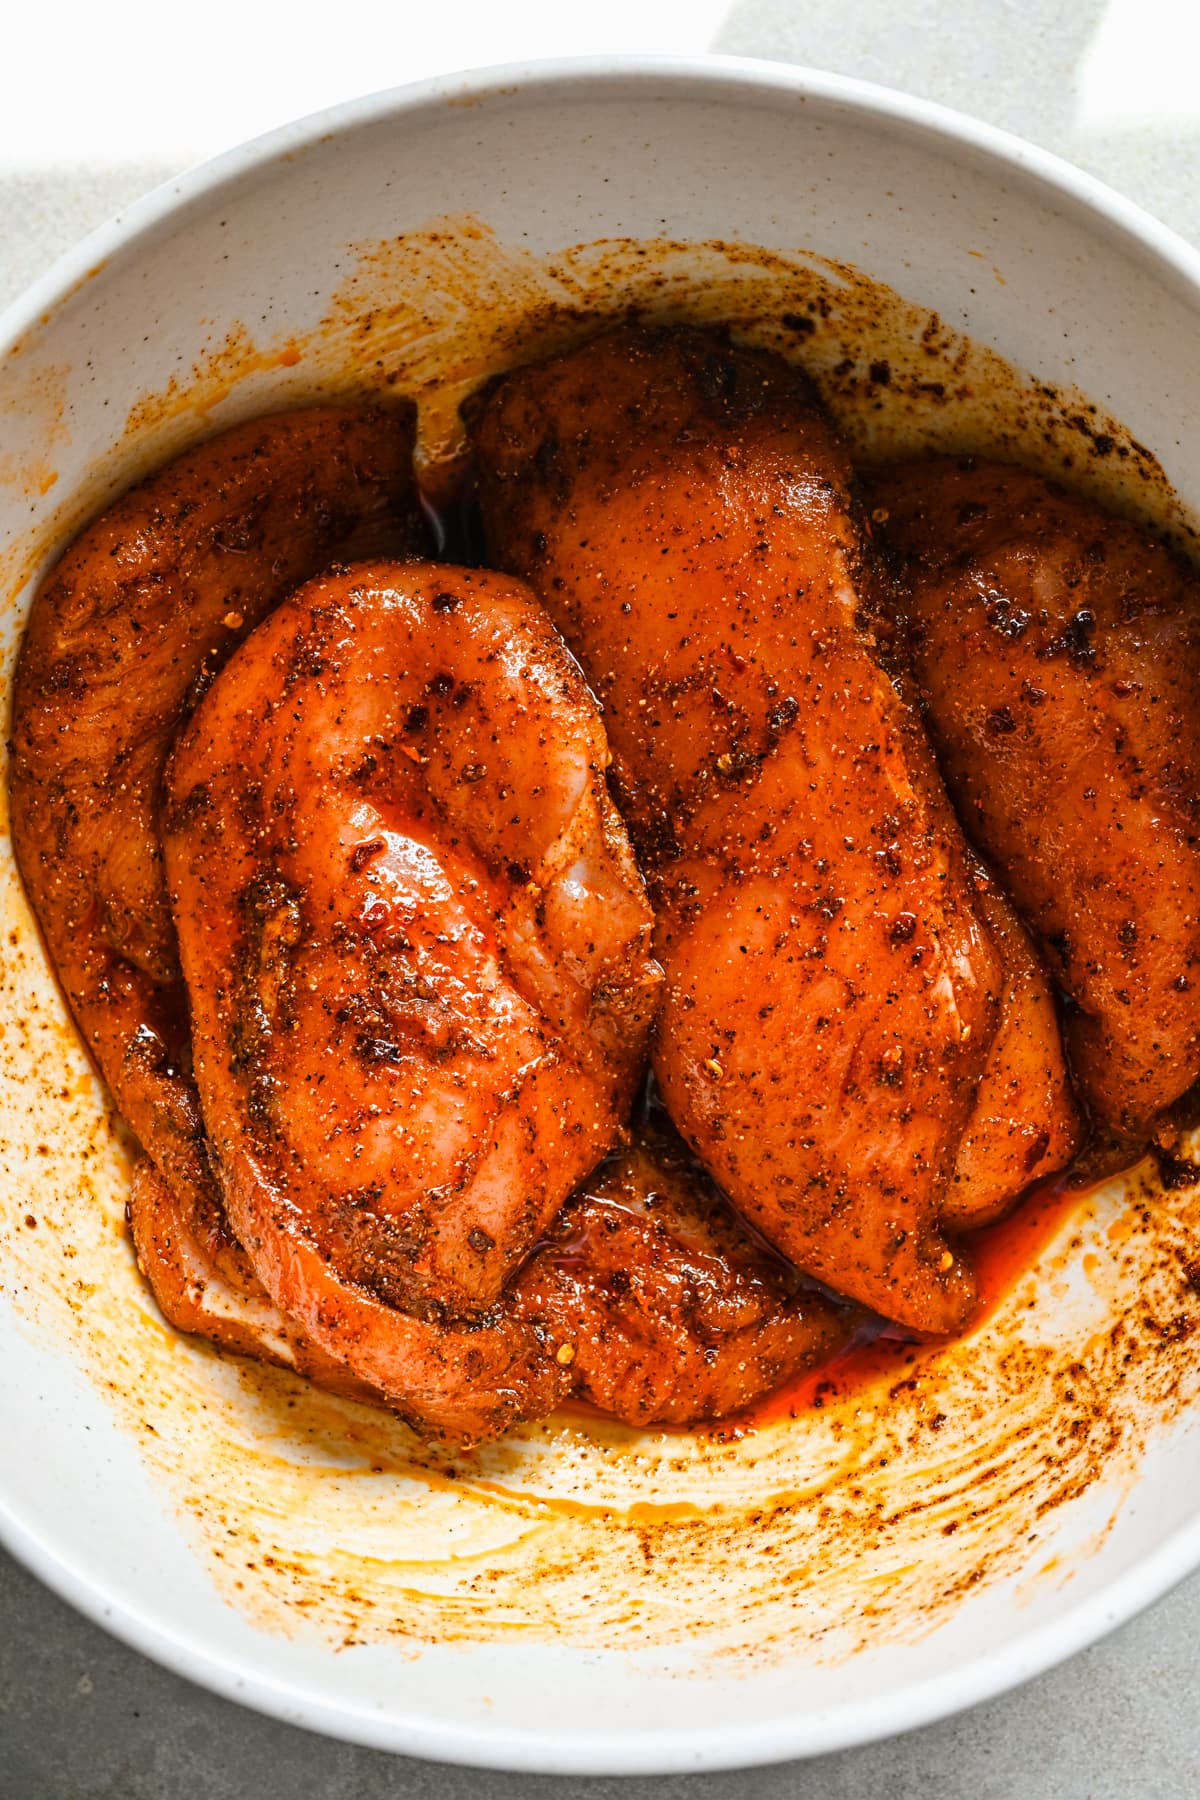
[{"x1": 3, "y1": 58, "x2": 1200, "y2": 1775}]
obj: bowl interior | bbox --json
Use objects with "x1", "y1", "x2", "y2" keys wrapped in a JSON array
[{"x1": 2, "y1": 63, "x2": 1200, "y2": 1773}]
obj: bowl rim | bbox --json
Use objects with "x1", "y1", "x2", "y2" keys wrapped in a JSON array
[{"x1": 4, "y1": 51, "x2": 1200, "y2": 1775}]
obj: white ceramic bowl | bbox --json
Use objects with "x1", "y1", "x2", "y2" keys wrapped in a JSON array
[{"x1": 4, "y1": 57, "x2": 1200, "y2": 1776}]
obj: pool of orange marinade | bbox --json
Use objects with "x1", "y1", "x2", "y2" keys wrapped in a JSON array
[
  {"x1": 722, "y1": 1162, "x2": 1121, "y2": 1437},
  {"x1": 3, "y1": 215, "x2": 1200, "y2": 1665}
]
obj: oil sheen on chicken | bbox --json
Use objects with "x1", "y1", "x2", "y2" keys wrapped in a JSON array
[
  {"x1": 874, "y1": 458, "x2": 1200, "y2": 1138},
  {"x1": 470, "y1": 325, "x2": 1077, "y2": 1333}
]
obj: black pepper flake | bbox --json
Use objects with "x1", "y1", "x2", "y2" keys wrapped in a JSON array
[
  {"x1": 767, "y1": 695, "x2": 800, "y2": 734},
  {"x1": 889, "y1": 912, "x2": 918, "y2": 945},
  {"x1": 1156, "y1": 1148, "x2": 1200, "y2": 1191},
  {"x1": 986, "y1": 601, "x2": 1030, "y2": 641},
  {"x1": 349, "y1": 838, "x2": 386, "y2": 874},
  {"x1": 1041, "y1": 607, "x2": 1098, "y2": 670}
]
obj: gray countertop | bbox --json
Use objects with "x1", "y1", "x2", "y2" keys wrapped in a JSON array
[{"x1": 4, "y1": 4, "x2": 1200, "y2": 1793}]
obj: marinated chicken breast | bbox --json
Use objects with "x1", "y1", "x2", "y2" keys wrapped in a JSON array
[
  {"x1": 127, "y1": 1155, "x2": 381, "y2": 1401},
  {"x1": 11, "y1": 404, "x2": 429, "y2": 1220},
  {"x1": 470, "y1": 324, "x2": 1017, "y2": 1334},
  {"x1": 515, "y1": 1115, "x2": 850, "y2": 1424},
  {"x1": 163, "y1": 559, "x2": 663, "y2": 1415},
  {"x1": 874, "y1": 459, "x2": 1200, "y2": 1137}
]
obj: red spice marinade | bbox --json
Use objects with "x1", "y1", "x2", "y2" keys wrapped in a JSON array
[{"x1": 714, "y1": 1162, "x2": 1126, "y2": 1439}]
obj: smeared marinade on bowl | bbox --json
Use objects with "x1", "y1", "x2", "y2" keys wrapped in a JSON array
[{"x1": 2, "y1": 225, "x2": 1200, "y2": 1656}]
